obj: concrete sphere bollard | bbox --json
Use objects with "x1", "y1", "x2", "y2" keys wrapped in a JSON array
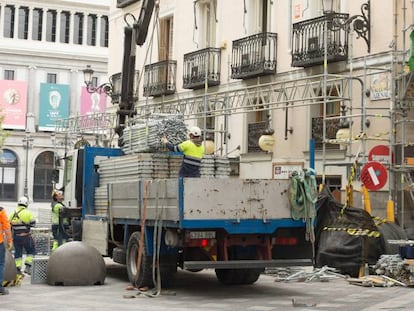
[{"x1": 47, "y1": 241, "x2": 106, "y2": 286}]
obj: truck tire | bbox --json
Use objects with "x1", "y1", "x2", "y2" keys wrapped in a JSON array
[
  {"x1": 126, "y1": 232, "x2": 154, "y2": 288},
  {"x1": 112, "y1": 247, "x2": 126, "y2": 265},
  {"x1": 215, "y1": 268, "x2": 261, "y2": 285},
  {"x1": 215, "y1": 269, "x2": 244, "y2": 285},
  {"x1": 240, "y1": 269, "x2": 262, "y2": 284}
]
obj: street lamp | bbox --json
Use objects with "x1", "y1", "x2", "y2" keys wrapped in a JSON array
[
  {"x1": 22, "y1": 132, "x2": 33, "y2": 197},
  {"x1": 322, "y1": 0, "x2": 371, "y2": 53},
  {"x1": 82, "y1": 65, "x2": 122, "y2": 103}
]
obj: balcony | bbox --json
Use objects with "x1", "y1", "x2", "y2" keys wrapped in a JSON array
[
  {"x1": 183, "y1": 48, "x2": 221, "y2": 90},
  {"x1": 143, "y1": 60, "x2": 177, "y2": 97},
  {"x1": 311, "y1": 116, "x2": 340, "y2": 150},
  {"x1": 292, "y1": 13, "x2": 349, "y2": 68},
  {"x1": 231, "y1": 32, "x2": 277, "y2": 80}
]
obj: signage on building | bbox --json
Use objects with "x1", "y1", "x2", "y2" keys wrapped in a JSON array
[
  {"x1": 273, "y1": 162, "x2": 303, "y2": 179},
  {"x1": 370, "y1": 73, "x2": 391, "y2": 101},
  {"x1": 38, "y1": 83, "x2": 70, "y2": 131},
  {"x1": 80, "y1": 87, "x2": 107, "y2": 115},
  {"x1": 0, "y1": 80, "x2": 27, "y2": 130}
]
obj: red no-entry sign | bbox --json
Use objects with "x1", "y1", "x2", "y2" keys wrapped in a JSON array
[
  {"x1": 368, "y1": 145, "x2": 393, "y2": 164},
  {"x1": 360, "y1": 161, "x2": 388, "y2": 191}
]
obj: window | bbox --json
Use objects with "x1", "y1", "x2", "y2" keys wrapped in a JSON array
[
  {"x1": 47, "y1": 73, "x2": 57, "y2": 84},
  {"x1": 246, "y1": 0, "x2": 269, "y2": 34},
  {"x1": 32, "y1": 8, "x2": 43, "y2": 41},
  {"x1": 100, "y1": 16, "x2": 109, "y2": 47},
  {"x1": 311, "y1": 85, "x2": 342, "y2": 150},
  {"x1": 4, "y1": 70, "x2": 15, "y2": 80},
  {"x1": 18, "y1": 7, "x2": 29, "y2": 39},
  {"x1": 33, "y1": 151, "x2": 55, "y2": 201},
  {"x1": 116, "y1": 0, "x2": 139, "y2": 8},
  {"x1": 197, "y1": 0, "x2": 217, "y2": 48},
  {"x1": 46, "y1": 10, "x2": 57, "y2": 42},
  {"x1": 73, "y1": 12, "x2": 84, "y2": 45},
  {"x1": 0, "y1": 149, "x2": 17, "y2": 201},
  {"x1": 319, "y1": 85, "x2": 341, "y2": 116},
  {"x1": 4, "y1": 5, "x2": 15, "y2": 38},
  {"x1": 247, "y1": 99, "x2": 269, "y2": 153},
  {"x1": 159, "y1": 16, "x2": 174, "y2": 60},
  {"x1": 87, "y1": 14, "x2": 97, "y2": 46},
  {"x1": 60, "y1": 11, "x2": 70, "y2": 43}
]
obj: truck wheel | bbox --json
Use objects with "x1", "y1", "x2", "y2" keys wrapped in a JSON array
[
  {"x1": 240, "y1": 269, "x2": 262, "y2": 284},
  {"x1": 112, "y1": 247, "x2": 126, "y2": 265},
  {"x1": 126, "y1": 232, "x2": 154, "y2": 288},
  {"x1": 215, "y1": 269, "x2": 244, "y2": 285},
  {"x1": 215, "y1": 268, "x2": 261, "y2": 285}
]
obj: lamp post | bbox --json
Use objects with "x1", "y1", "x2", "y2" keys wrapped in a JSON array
[
  {"x1": 22, "y1": 132, "x2": 33, "y2": 198},
  {"x1": 82, "y1": 65, "x2": 122, "y2": 103},
  {"x1": 322, "y1": 0, "x2": 371, "y2": 53}
]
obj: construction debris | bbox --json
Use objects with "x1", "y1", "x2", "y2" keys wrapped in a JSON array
[
  {"x1": 374, "y1": 254, "x2": 412, "y2": 286},
  {"x1": 346, "y1": 275, "x2": 404, "y2": 287},
  {"x1": 269, "y1": 266, "x2": 346, "y2": 282}
]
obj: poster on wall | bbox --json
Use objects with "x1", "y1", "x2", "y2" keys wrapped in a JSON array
[
  {"x1": 38, "y1": 83, "x2": 70, "y2": 131},
  {"x1": 273, "y1": 162, "x2": 304, "y2": 179},
  {"x1": 0, "y1": 80, "x2": 28, "y2": 129}
]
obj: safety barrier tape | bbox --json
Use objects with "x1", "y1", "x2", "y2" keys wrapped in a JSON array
[{"x1": 323, "y1": 226, "x2": 381, "y2": 238}]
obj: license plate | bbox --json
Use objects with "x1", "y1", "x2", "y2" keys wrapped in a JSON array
[{"x1": 189, "y1": 231, "x2": 216, "y2": 239}]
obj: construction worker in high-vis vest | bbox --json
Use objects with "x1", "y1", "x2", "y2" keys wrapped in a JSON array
[
  {"x1": 51, "y1": 190, "x2": 69, "y2": 250},
  {"x1": 9, "y1": 196, "x2": 36, "y2": 275},
  {"x1": 161, "y1": 126, "x2": 205, "y2": 177},
  {"x1": 0, "y1": 206, "x2": 13, "y2": 295}
]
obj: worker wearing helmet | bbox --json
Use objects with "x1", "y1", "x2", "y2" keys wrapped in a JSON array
[
  {"x1": 0, "y1": 206, "x2": 13, "y2": 295},
  {"x1": 9, "y1": 196, "x2": 36, "y2": 275},
  {"x1": 51, "y1": 190, "x2": 69, "y2": 250},
  {"x1": 161, "y1": 126, "x2": 205, "y2": 177}
]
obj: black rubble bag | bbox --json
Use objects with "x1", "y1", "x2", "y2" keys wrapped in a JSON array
[{"x1": 314, "y1": 186, "x2": 386, "y2": 277}]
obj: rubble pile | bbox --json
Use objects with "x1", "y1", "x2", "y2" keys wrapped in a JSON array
[{"x1": 374, "y1": 254, "x2": 412, "y2": 285}]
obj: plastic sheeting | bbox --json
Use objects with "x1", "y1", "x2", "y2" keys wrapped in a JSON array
[{"x1": 315, "y1": 186, "x2": 386, "y2": 277}]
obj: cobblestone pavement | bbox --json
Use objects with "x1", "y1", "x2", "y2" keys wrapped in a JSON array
[{"x1": 0, "y1": 260, "x2": 413, "y2": 311}]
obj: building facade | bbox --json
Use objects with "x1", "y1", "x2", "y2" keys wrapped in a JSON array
[
  {"x1": 106, "y1": 0, "x2": 414, "y2": 228},
  {"x1": 0, "y1": 0, "x2": 110, "y2": 213}
]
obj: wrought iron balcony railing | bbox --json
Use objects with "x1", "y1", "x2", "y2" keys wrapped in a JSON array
[
  {"x1": 183, "y1": 47, "x2": 221, "y2": 90},
  {"x1": 231, "y1": 32, "x2": 277, "y2": 80},
  {"x1": 292, "y1": 13, "x2": 349, "y2": 68},
  {"x1": 312, "y1": 116, "x2": 340, "y2": 150},
  {"x1": 143, "y1": 60, "x2": 177, "y2": 97}
]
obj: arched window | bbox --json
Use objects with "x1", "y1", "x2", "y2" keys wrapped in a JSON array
[
  {"x1": 0, "y1": 149, "x2": 18, "y2": 200},
  {"x1": 33, "y1": 151, "x2": 54, "y2": 201}
]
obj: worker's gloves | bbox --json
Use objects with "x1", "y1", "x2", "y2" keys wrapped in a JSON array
[
  {"x1": 161, "y1": 136, "x2": 168, "y2": 144},
  {"x1": 6, "y1": 242, "x2": 13, "y2": 251}
]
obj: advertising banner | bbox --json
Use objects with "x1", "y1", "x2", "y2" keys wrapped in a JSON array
[
  {"x1": 0, "y1": 80, "x2": 28, "y2": 129},
  {"x1": 80, "y1": 87, "x2": 107, "y2": 115},
  {"x1": 38, "y1": 83, "x2": 70, "y2": 131}
]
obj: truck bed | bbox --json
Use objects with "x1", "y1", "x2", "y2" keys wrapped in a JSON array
[{"x1": 107, "y1": 178, "x2": 303, "y2": 234}]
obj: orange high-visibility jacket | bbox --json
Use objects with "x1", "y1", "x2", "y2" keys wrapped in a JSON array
[{"x1": 0, "y1": 207, "x2": 12, "y2": 245}]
